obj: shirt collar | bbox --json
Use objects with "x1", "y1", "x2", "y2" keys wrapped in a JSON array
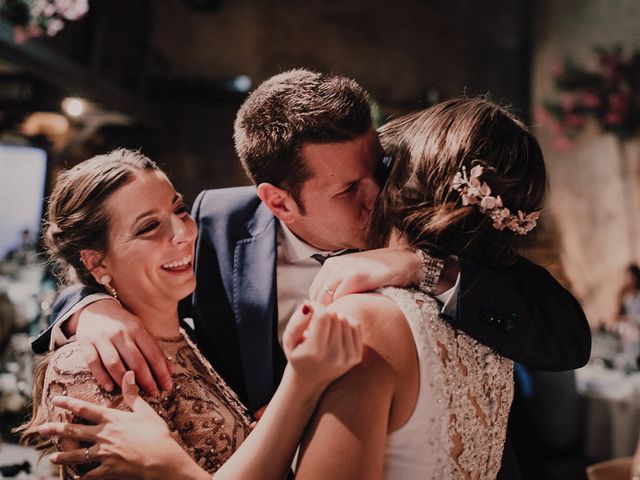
[{"x1": 278, "y1": 221, "x2": 332, "y2": 263}]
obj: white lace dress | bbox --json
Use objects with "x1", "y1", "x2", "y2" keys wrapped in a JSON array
[{"x1": 380, "y1": 287, "x2": 514, "y2": 480}]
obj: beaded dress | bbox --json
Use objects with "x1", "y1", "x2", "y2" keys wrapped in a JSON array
[{"x1": 41, "y1": 329, "x2": 251, "y2": 479}]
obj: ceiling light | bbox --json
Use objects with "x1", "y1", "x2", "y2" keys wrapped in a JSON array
[
  {"x1": 61, "y1": 97, "x2": 85, "y2": 117},
  {"x1": 232, "y1": 75, "x2": 252, "y2": 92}
]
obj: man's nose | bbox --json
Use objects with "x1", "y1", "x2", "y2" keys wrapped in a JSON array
[{"x1": 363, "y1": 181, "x2": 380, "y2": 212}]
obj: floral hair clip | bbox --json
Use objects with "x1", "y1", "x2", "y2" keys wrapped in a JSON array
[{"x1": 452, "y1": 165, "x2": 541, "y2": 235}]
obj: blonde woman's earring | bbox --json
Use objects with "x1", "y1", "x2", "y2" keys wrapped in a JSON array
[{"x1": 99, "y1": 274, "x2": 118, "y2": 300}]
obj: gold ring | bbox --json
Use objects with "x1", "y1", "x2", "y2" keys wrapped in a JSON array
[{"x1": 84, "y1": 447, "x2": 91, "y2": 463}]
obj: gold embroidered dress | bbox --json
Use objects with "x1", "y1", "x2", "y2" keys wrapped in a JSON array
[{"x1": 42, "y1": 329, "x2": 251, "y2": 479}]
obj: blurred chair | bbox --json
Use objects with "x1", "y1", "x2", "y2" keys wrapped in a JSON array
[{"x1": 586, "y1": 457, "x2": 631, "y2": 480}]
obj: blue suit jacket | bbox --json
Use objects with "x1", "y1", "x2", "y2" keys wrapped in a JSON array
[
  {"x1": 33, "y1": 186, "x2": 591, "y2": 417},
  {"x1": 184, "y1": 187, "x2": 280, "y2": 411}
]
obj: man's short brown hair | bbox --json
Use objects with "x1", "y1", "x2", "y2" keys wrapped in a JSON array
[{"x1": 234, "y1": 69, "x2": 372, "y2": 209}]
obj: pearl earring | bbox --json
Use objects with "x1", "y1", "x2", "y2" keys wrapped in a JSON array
[{"x1": 99, "y1": 274, "x2": 118, "y2": 300}]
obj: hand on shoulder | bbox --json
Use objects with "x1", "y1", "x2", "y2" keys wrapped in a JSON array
[
  {"x1": 76, "y1": 300, "x2": 172, "y2": 396},
  {"x1": 309, "y1": 248, "x2": 423, "y2": 304}
]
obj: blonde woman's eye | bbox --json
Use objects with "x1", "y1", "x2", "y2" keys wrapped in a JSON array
[{"x1": 137, "y1": 222, "x2": 159, "y2": 235}]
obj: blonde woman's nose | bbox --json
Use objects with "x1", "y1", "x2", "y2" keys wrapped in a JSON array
[{"x1": 170, "y1": 216, "x2": 195, "y2": 244}]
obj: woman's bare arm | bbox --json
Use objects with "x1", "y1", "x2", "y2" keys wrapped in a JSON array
[
  {"x1": 295, "y1": 294, "x2": 416, "y2": 480},
  {"x1": 295, "y1": 345, "x2": 396, "y2": 479}
]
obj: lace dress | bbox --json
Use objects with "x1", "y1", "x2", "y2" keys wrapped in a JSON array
[
  {"x1": 42, "y1": 329, "x2": 251, "y2": 479},
  {"x1": 380, "y1": 287, "x2": 514, "y2": 480}
]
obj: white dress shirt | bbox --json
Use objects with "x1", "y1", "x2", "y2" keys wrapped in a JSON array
[{"x1": 276, "y1": 221, "x2": 331, "y2": 345}]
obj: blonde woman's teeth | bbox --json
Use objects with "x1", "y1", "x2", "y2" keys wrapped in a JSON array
[{"x1": 162, "y1": 255, "x2": 192, "y2": 270}]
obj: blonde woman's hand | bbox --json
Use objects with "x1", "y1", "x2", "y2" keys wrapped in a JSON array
[
  {"x1": 38, "y1": 372, "x2": 208, "y2": 480},
  {"x1": 282, "y1": 301, "x2": 363, "y2": 391}
]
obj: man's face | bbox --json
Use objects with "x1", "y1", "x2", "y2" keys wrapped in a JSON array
[{"x1": 287, "y1": 128, "x2": 383, "y2": 251}]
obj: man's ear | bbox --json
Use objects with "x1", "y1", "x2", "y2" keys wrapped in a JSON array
[
  {"x1": 79, "y1": 249, "x2": 110, "y2": 284},
  {"x1": 256, "y1": 183, "x2": 300, "y2": 224}
]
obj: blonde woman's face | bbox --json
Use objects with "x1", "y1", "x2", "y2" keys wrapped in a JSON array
[{"x1": 101, "y1": 170, "x2": 197, "y2": 309}]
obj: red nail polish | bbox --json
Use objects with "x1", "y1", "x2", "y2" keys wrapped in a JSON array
[{"x1": 302, "y1": 305, "x2": 310, "y2": 315}]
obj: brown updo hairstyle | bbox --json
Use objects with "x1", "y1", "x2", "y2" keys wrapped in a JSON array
[
  {"x1": 44, "y1": 148, "x2": 158, "y2": 287},
  {"x1": 16, "y1": 148, "x2": 158, "y2": 450},
  {"x1": 368, "y1": 97, "x2": 547, "y2": 267}
]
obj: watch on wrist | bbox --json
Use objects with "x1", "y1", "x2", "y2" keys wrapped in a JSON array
[{"x1": 414, "y1": 249, "x2": 445, "y2": 296}]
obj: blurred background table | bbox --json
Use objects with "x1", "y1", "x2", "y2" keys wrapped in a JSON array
[
  {"x1": 578, "y1": 330, "x2": 640, "y2": 462},
  {"x1": 0, "y1": 443, "x2": 57, "y2": 479}
]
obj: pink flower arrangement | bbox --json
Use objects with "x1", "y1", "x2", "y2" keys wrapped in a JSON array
[
  {"x1": 1, "y1": 0, "x2": 89, "y2": 43},
  {"x1": 452, "y1": 165, "x2": 540, "y2": 235},
  {"x1": 541, "y1": 45, "x2": 640, "y2": 148}
]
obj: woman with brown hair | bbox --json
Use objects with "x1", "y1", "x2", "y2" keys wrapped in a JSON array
[
  {"x1": 38, "y1": 97, "x2": 547, "y2": 479},
  {"x1": 290, "y1": 96, "x2": 545, "y2": 479},
  {"x1": 18, "y1": 148, "x2": 363, "y2": 479}
]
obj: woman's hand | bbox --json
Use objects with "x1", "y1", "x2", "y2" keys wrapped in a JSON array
[
  {"x1": 38, "y1": 372, "x2": 208, "y2": 480},
  {"x1": 75, "y1": 300, "x2": 173, "y2": 396},
  {"x1": 282, "y1": 301, "x2": 363, "y2": 391},
  {"x1": 308, "y1": 248, "x2": 423, "y2": 304},
  {"x1": 212, "y1": 303, "x2": 363, "y2": 480}
]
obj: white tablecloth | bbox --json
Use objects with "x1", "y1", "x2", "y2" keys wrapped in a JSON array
[
  {"x1": 577, "y1": 364, "x2": 640, "y2": 460},
  {"x1": 0, "y1": 442, "x2": 57, "y2": 479}
]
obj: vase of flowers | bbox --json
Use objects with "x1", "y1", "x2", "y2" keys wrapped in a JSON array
[
  {"x1": 540, "y1": 45, "x2": 640, "y2": 258},
  {"x1": 541, "y1": 45, "x2": 640, "y2": 146}
]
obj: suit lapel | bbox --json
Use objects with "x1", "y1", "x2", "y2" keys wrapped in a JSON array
[{"x1": 232, "y1": 202, "x2": 278, "y2": 410}]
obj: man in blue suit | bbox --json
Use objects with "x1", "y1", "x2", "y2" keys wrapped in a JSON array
[{"x1": 34, "y1": 69, "x2": 590, "y2": 478}]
